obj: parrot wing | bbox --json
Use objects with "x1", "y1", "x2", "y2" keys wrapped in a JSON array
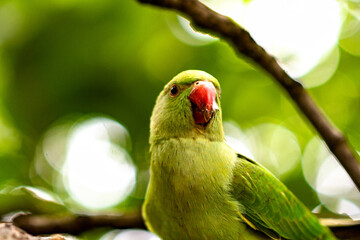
[{"x1": 231, "y1": 154, "x2": 335, "y2": 240}]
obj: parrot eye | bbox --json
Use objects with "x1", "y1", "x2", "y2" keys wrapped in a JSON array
[{"x1": 169, "y1": 85, "x2": 179, "y2": 97}]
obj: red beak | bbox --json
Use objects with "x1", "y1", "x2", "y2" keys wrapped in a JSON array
[{"x1": 189, "y1": 81, "x2": 218, "y2": 125}]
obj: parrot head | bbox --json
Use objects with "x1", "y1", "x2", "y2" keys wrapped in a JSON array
[{"x1": 150, "y1": 70, "x2": 224, "y2": 144}]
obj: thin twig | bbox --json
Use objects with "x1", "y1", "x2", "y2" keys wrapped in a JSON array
[{"x1": 137, "y1": 0, "x2": 360, "y2": 191}]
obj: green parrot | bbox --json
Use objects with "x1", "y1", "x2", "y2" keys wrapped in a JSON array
[{"x1": 142, "y1": 70, "x2": 337, "y2": 240}]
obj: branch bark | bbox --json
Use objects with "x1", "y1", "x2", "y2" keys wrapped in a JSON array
[
  {"x1": 12, "y1": 211, "x2": 145, "y2": 236},
  {"x1": 137, "y1": 0, "x2": 360, "y2": 191},
  {"x1": 8, "y1": 212, "x2": 360, "y2": 239},
  {"x1": 13, "y1": 211, "x2": 145, "y2": 236},
  {"x1": 0, "y1": 223, "x2": 65, "y2": 240}
]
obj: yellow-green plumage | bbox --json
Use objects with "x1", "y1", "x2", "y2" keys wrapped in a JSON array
[{"x1": 143, "y1": 70, "x2": 337, "y2": 240}]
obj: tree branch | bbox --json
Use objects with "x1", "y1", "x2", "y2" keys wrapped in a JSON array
[
  {"x1": 8, "y1": 212, "x2": 360, "y2": 239},
  {"x1": 320, "y1": 218, "x2": 360, "y2": 240},
  {"x1": 0, "y1": 223, "x2": 65, "y2": 240},
  {"x1": 137, "y1": 0, "x2": 360, "y2": 191},
  {"x1": 12, "y1": 211, "x2": 145, "y2": 236}
]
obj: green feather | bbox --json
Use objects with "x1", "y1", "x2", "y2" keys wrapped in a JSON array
[
  {"x1": 143, "y1": 70, "x2": 337, "y2": 240},
  {"x1": 232, "y1": 154, "x2": 335, "y2": 240}
]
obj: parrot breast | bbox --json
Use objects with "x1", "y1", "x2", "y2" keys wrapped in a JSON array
[{"x1": 143, "y1": 138, "x2": 244, "y2": 240}]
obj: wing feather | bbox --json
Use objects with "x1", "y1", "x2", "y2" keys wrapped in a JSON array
[{"x1": 231, "y1": 154, "x2": 336, "y2": 240}]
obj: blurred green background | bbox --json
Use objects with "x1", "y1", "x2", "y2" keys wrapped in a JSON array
[{"x1": 1, "y1": 0, "x2": 360, "y2": 239}]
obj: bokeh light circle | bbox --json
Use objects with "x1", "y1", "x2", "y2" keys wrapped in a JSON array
[
  {"x1": 341, "y1": 0, "x2": 360, "y2": 20},
  {"x1": 243, "y1": 0, "x2": 342, "y2": 79},
  {"x1": 245, "y1": 123, "x2": 301, "y2": 178},
  {"x1": 62, "y1": 117, "x2": 136, "y2": 210},
  {"x1": 224, "y1": 121, "x2": 301, "y2": 178},
  {"x1": 224, "y1": 121, "x2": 254, "y2": 160},
  {"x1": 100, "y1": 229, "x2": 160, "y2": 240},
  {"x1": 302, "y1": 137, "x2": 360, "y2": 219},
  {"x1": 339, "y1": 12, "x2": 360, "y2": 56},
  {"x1": 38, "y1": 116, "x2": 136, "y2": 210}
]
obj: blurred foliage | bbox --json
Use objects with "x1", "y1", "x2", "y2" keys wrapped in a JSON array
[
  {"x1": 0, "y1": 185, "x2": 67, "y2": 215},
  {"x1": 1, "y1": 0, "x2": 360, "y2": 238}
]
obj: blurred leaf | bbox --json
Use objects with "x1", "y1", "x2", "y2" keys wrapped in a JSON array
[{"x1": 0, "y1": 186, "x2": 68, "y2": 215}]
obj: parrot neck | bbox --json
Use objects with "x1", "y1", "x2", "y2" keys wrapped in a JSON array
[
  {"x1": 150, "y1": 126, "x2": 224, "y2": 145},
  {"x1": 149, "y1": 110, "x2": 225, "y2": 145}
]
